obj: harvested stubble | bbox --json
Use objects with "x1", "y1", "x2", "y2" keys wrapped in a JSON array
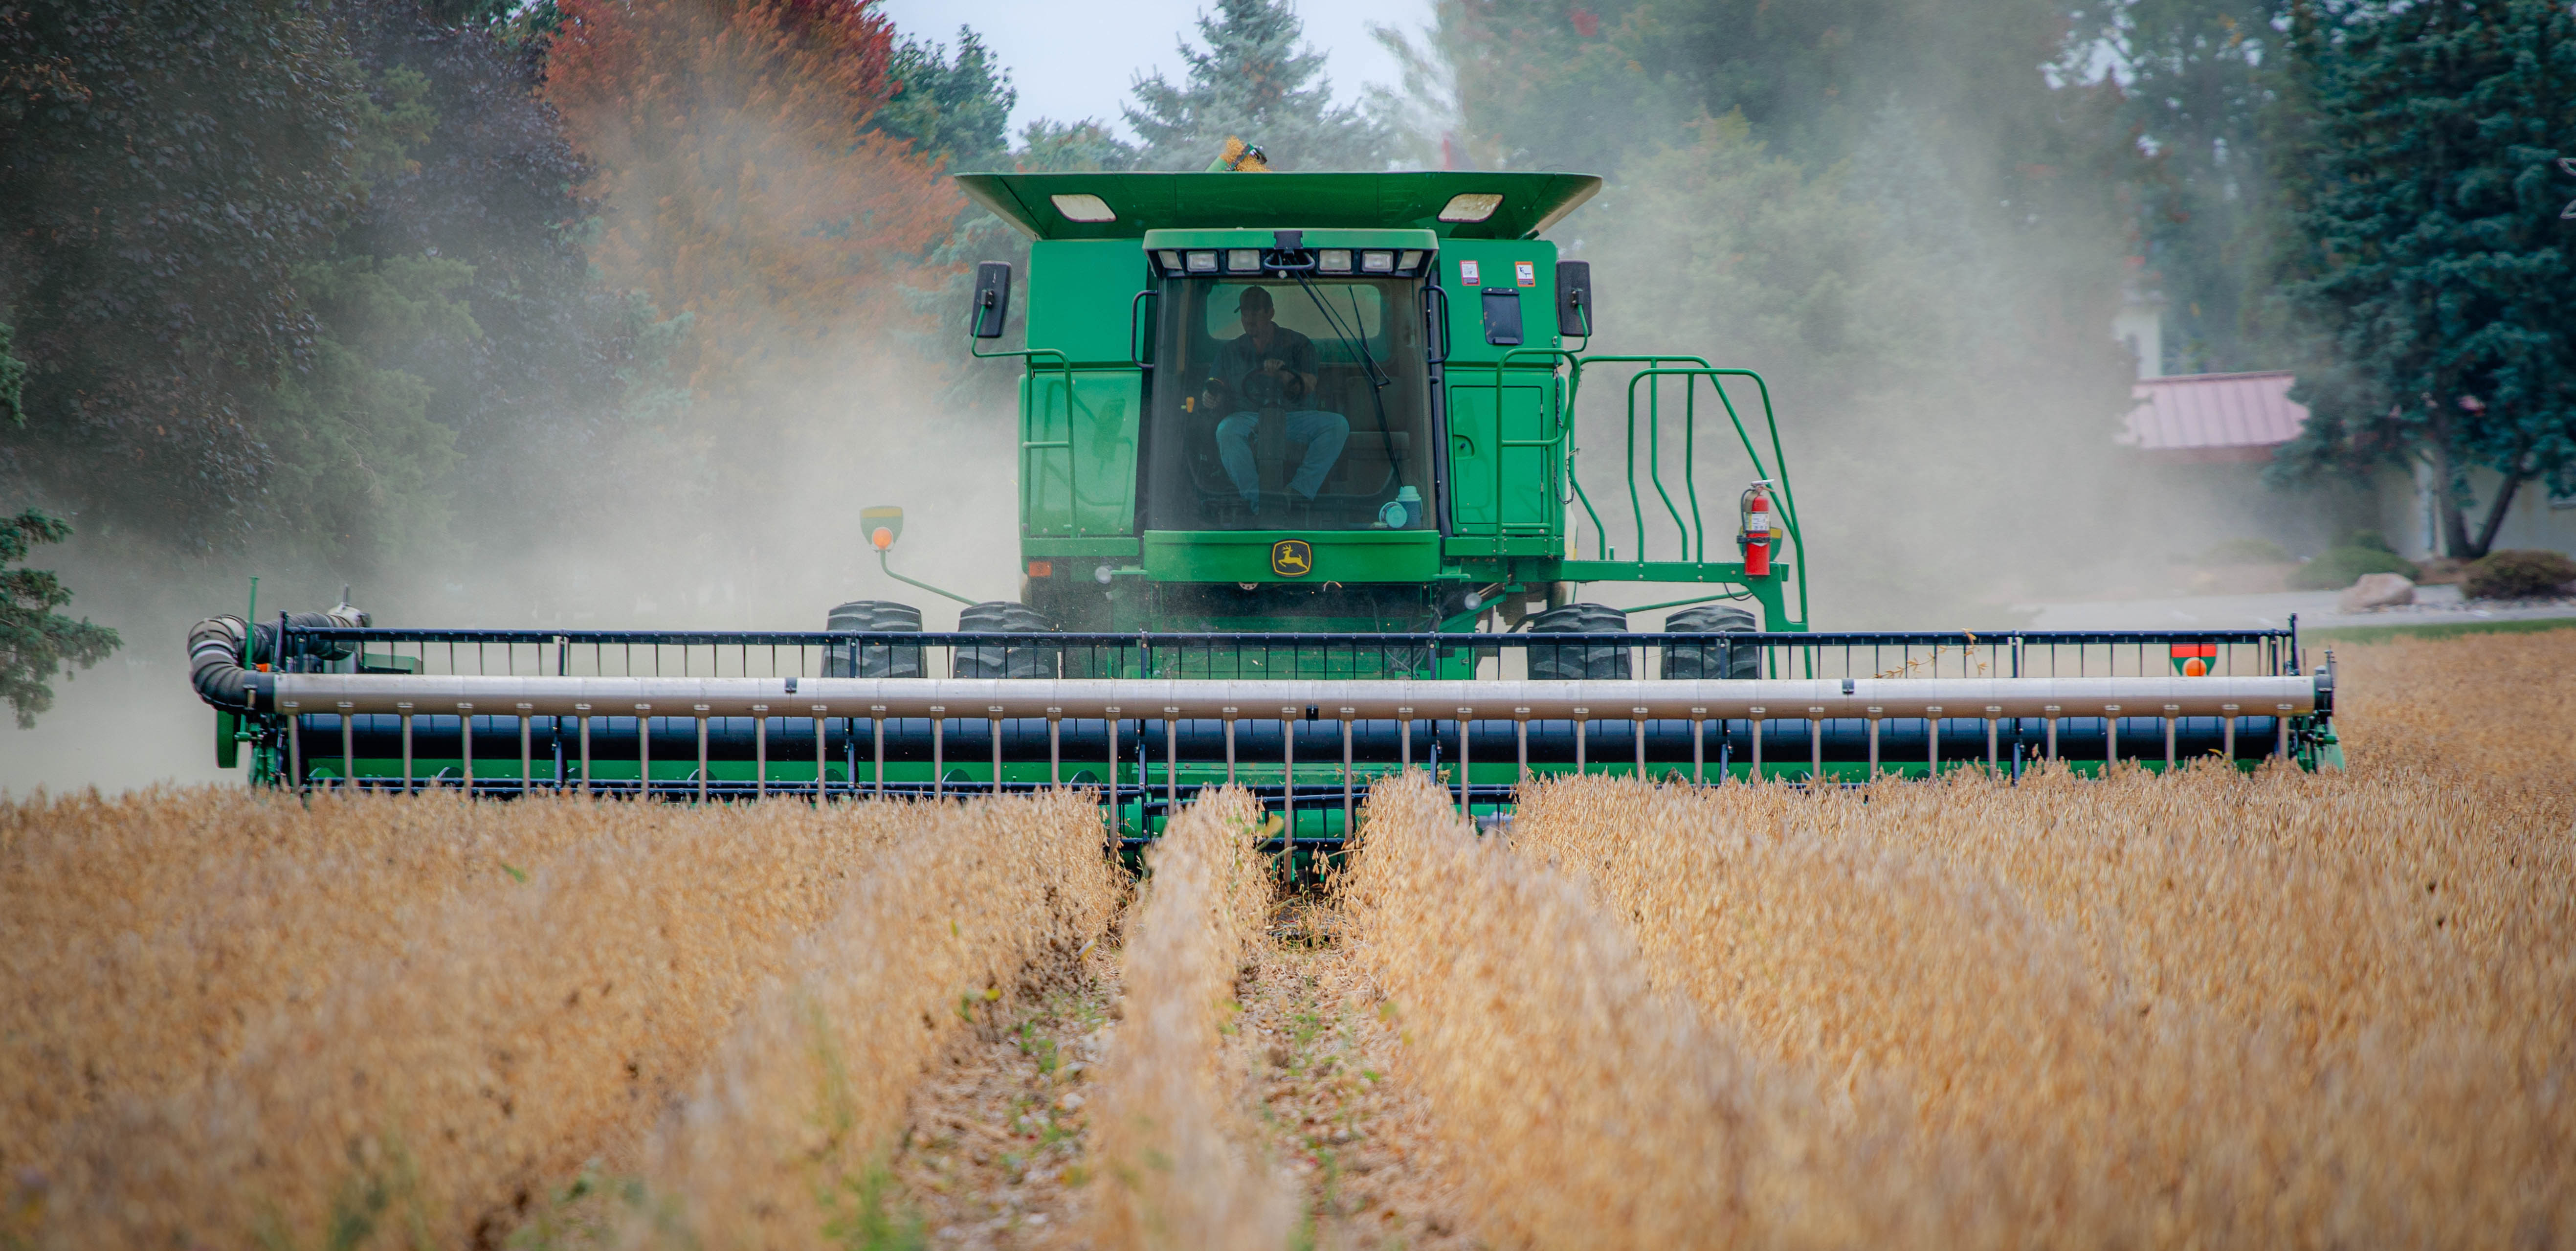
[
  {"x1": 1088, "y1": 787, "x2": 1292, "y2": 1251},
  {"x1": 629, "y1": 790, "x2": 1118, "y2": 1250},
  {"x1": 1, "y1": 788, "x2": 1114, "y2": 1251},
  {"x1": 1349, "y1": 628, "x2": 2575, "y2": 1248}
]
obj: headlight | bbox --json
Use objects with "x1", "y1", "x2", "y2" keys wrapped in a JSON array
[
  {"x1": 1438, "y1": 193, "x2": 1503, "y2": 223},
  {"x1": 1318, "y1": 248, "x2": 1353, "y2": 272},
  {"x1": 1397, "y1": 249, "x2": 1424, "y2": 273},
  {"x1": 1048, "y1": 193, "x2": 1116, "y2": 222},
  {"x1": 1360, "y1": 250, "x2": 1394, "y2": 272},
  {"x1": 1227, "y1": 248, "x2": 1261, "y2": 271},
  {"x1": 1186, "y1": 250, "x2": 1218, "y2": 273},
  {"x1": 1158, "y1": 250, "x2": 1183, "y2": 273}
]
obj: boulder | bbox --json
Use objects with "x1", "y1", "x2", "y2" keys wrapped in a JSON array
[{"x1": 2338, "y1": 572, "x2": 2416, "y2": 611}]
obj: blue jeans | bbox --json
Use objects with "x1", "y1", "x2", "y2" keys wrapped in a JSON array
[{"x1": 1216, "y1": 409, "x2": 1350, "y2": 506}]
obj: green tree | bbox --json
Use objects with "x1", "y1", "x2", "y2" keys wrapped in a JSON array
[
  {"x1": 1125, "y1": 0, "x2": 1392, "y2": 170},
  {"x1": 2064, "y1": 0, "x2": 2300, "y2": 373},
  {"x1": 1014, "y1": 118, "x2": 1140, "y2": 173},
  {"x1": 1, "y1": 1, "x2": 628, "y2": 581},
  {"x1": 0, "y1": 509, "x2": 119, "y2": 729},
  {"x1": 0, "y1": 0, "x2": 361, "y2": 540},
  {"x1": 877, "y1": 26, "x2": 1017, "y2": 171},
  {"x1": 0, "y1": 322, "x2": 25, "y2": 428},
  {"x1": 876, "y1": 22, "x2": 1137, "y2": 411},
  {"x1": 2272, "y1": 0, "x2": 2576, "y2": 559}
]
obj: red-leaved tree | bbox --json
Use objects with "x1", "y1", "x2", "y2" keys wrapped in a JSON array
[{"x1": 545, "y1": 0, "x2": 960, "y2": 472}]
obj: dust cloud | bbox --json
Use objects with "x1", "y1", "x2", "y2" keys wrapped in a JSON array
[
  {"x1": 5, "y1": 18, "x2": 2355, "y2": 795},
  {"x1": 1543, "y1": 107, "x2": 2361, "y2": 632}
]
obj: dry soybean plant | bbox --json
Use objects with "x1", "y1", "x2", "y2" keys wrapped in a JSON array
[
  {"x1": 1088, "y1": 787, "x2": 1293, "y2": 1251},
  {"x1": 629, "y1": 790, "x2": 1119, "y2": 1251},
  {"x1": 1494, "y1": 628, "x2": 2576, "y2": 1246},
  {"x1": 2331, "y1": 627, "x2": 2576, "y2": 789},
  {"x1": 0, "y1": 785, "x2": 607, "y2": 1170},
  {"x1": 1338, "y1": 773, "x2": 1905, "y2": 1250},
  {"x1": 4, "y1": 791, "x2": 1107, "y2": 1251}
]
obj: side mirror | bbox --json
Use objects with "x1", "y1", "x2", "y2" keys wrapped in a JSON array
[
  {"x1": 1556, "y1": 260, "x2": 1593, "y2": 337},
  {"x1": 969, "y1": 262, "x2": 1013, "y2": 339},
  {"x1": 1481, "y1": 288, "x2": 1524, "y2": 347},
  {"x1": 861, "y1": 504, "x2": 904, "y2": 550}
]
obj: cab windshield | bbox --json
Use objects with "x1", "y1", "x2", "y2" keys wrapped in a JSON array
[{"x1": 1139, "y1": 276, "x2": 1432, "y2": 532}]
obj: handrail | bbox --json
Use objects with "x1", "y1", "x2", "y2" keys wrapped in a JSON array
[
  {"x1": 1557, "y1": 355, "x2": 1714, "y2": 561},
  {"x1": 979, "y1": 340, "x2": 1134, "y2": 537},
  {"x1": 1128, "y1": 290, "x2": 1157, "y2": 372},
  {"x1": 978, "y1": 342, "x2": 1080, "y2": 537},
  {"x1": 1581, "y1": 363, "x2": 1805, "y2": 627},
  {"x1": 1630, "y1": 370, "x2": 1700, "y2": 559},
  {"x1": 1477, "y1": 346, "x2": 1584, "y2": 539},
  {"x1": 1622, "y1": 366, "x2": 1770, "y2": 546}
]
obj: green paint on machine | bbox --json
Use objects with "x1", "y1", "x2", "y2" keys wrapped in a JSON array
[{"x1": 983, "y1": 167, "x2": 1811, "y2": 642}]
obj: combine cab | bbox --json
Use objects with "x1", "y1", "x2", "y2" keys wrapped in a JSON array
[{"x1": 189, "y1": 166, "x2": 2342, "y2": 852}]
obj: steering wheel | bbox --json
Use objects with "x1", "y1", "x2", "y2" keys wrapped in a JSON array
[{"x1": 1237, "y1": 368, "x2": 1287, "y2": 407}]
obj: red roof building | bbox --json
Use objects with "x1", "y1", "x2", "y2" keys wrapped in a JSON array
[{"x1": 2119, "y1": 370, "x2": 2308, "y2": 463}]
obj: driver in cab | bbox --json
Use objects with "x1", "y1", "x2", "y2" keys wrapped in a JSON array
[{"x1": 1203, "y1": 286, "x2": 1349, "y2": 518}]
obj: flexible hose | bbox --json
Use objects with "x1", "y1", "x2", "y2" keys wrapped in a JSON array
[{"x1": 187, "y1": 603, "x2": 369, "y2": 713}]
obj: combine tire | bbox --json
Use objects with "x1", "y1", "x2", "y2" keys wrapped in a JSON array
[
  {"x1": 1659, "y1": 603, "x2": 1763, "y2": 679},
  {"x1": 954, "y1": 601, "x2": 1058, "y2": 679},
  {"x1": 1526, "y1": 603, "x2": 1630, "y2": 679},
  {"x1": 824, "y1": 600, "x2": 923, "y2": 678}
]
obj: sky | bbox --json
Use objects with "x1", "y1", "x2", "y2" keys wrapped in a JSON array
[{"x1": 875, "y1": 0, "x2": 1428, "y2": 142}]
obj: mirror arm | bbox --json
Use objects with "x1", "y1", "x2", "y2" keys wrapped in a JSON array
[{"x1": 877, "y1": 548, "x2": 979, "y2": 608}]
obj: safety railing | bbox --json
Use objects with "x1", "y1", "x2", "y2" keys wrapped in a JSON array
[{"x1": 1556, "y1": 356, "x2": 1808, "y2": 623}]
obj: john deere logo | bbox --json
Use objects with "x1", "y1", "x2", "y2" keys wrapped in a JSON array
[{"x1": 1269, "y1": 539, "x2": 1313, "y2": 577}]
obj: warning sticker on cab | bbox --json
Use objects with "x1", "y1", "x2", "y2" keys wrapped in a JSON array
[
  {"x1": 1459, "y1": 259, "x2": 1481, "y2": 286},
  {"x1": 1515, "y1": 261, "x2": 1537, "y2": 287}
]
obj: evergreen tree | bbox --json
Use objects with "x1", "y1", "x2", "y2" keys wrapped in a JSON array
[
  {"x1": 877, "y1": 27, "x2": 1018, "y2": 171},
  {"x1": 1125, "y1": 0, "x2": 1392, "y2": 171},
  {"x1": 0, "y1": 509, "x2": 119, "y2": 729},
  {"x1": 1015, "y1": 119, "x2": 1140, "y2": 173},
  {"x1": 2271, "y1": 0, "x2": 2576, "y2": 558}
]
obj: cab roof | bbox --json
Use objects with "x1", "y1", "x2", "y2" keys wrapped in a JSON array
[{"x1": 954, "y1": 171, "x2": 1602, "y2": 243}]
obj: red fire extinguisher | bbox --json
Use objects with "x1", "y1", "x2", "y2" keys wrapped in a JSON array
[{"x1": 1739, "y1": 481, "x2": 1776, "y2": 578}]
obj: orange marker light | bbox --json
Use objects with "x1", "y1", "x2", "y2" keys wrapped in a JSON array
[
  {"x1": 2169, "y1": 643, "x2": 2218, "y2": 676},
  {"x1": 871, "y1": 527, "x2": 895, "y2": 551},
  {"x1": 1027, "y1": 560, "x2": 1053, "y2": 578}
]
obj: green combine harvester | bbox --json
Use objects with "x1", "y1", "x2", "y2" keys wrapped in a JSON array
[{"x1": 189, "y1": 162, "x2": 2340, "y2": 851}]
